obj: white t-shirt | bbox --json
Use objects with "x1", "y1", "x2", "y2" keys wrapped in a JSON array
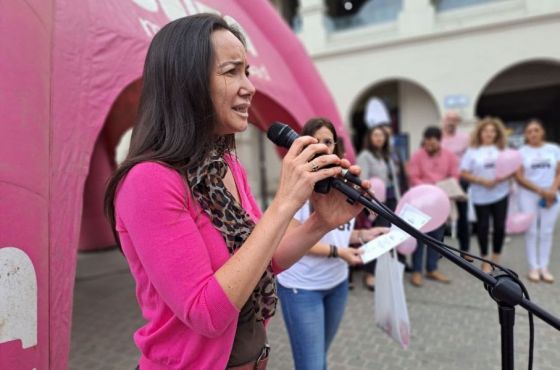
[
  {"x1": 460, "y1": 146, "x2": 510, "y2": 205},
  {"x1": 277, "y1": 202, "x2": 355, "y2": 290},
  {"x1": 519, "y1": 143, "x2": 560, "y2": 189}
]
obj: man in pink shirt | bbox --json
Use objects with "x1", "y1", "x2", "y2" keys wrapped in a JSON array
[{"x1": 407, "y1": 126, "x2": 459, "y2": 286}]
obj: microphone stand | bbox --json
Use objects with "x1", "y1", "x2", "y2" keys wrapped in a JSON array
[{"x1": 329, "y1": 177, "x2": 560, "y2": 370}]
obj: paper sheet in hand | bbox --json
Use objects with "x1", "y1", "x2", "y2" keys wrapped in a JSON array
[
  {"x1": 360, "y1": 204, "x2": 431, "y2": 263},
  {"x1": 436, "y1": 178, "x2": 467, "y2": 200}
]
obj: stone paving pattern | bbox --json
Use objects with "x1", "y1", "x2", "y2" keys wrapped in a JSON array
[{"x1": 70, "y1": 233, "x2": 560, "y2": 370}]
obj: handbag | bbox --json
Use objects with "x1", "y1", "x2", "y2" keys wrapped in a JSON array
[{"x1": 374, "y1": 251, "x2": 411, "y2": 349}]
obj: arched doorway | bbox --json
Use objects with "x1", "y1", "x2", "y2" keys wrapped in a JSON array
[
  {"x1": 79, "y1": 79, "x2": 142, "y2": 251},
  {"x1": 476, "y1": 60, "x2": 560, "y2": 146},
  {"x1": 350, "y1": 79, "x2": 439, "y2": 160},
  {"x1": 91, "y1": 87, "x2": 298, "y2": 236}
]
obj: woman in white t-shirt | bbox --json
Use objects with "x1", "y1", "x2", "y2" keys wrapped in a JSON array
[
  {"x1": 460, "y1": 117, "x2": 511, "y2": 272},
  {"x1": 515, "y1": 119, "x2": 560, "y2": 283},
  {"x1": 277, "y1": 118, "x2": 387, "y2": 370}
]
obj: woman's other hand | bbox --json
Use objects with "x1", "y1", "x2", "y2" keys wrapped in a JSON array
[
  {"x1": 541, "y1": 188, "x2": 557, "y2": 202},
  {"x1": 310, "y1": 162, "x2": 368, "y2": 230},
  {"x1": 480, "y1": 178, "x2": 497, "y2": 188},
  {"x1": 338, "y1": 247, "x2": 363, "y2": 266}
]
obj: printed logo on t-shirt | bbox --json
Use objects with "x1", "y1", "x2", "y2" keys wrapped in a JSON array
[
  {"x1": 483, "y1": 160, "x2": 495, "y2": 169},
  {"x1": 530, "y1": 158, "x2": 552, "y2": 170}
]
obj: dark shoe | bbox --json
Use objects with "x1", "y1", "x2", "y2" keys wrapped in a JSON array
[
  {"x1": 363, "y1": 274, "x2": 375, "y2": 291},
  {"x1": 404, "y1": 264, "x2": 414, "y2": 273},
  {"x1": 411, "y1": 272, "x2": 423, "y2": 287},
  {"x1": 426, "y1": 271, "x2": 450, "y2": 283}
]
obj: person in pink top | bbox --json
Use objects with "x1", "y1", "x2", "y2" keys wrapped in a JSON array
[
  {"x1": 441, "y1": 111, "x2": 469, "y2": 159},
  {"x1": 103, "y1": 14, "x2": 367, "y2": 370},
  {"x1": 441, "y1": 111, "x2": 473, "y2": 261},
  {"x1": 407, "y1": 126, "x2": 459, "y2": 286}
]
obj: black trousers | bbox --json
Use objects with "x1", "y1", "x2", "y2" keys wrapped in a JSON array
[
  {"x1": 473, "y1": 196, "x2": 508, "y2": 256},
  {"x1": 456, "y1": 179, "x2": 471, "y2": 252}
]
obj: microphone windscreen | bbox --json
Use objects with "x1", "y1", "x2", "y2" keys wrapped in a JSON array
[{"x1": 267, "y1": 122, "x2": 299, "y2": 149}]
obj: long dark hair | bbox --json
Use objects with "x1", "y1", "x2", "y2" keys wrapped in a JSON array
[
  {"x1": 301, "y1": 117, "x2": 342, "y2": 157},
  {"x1": 104, "y1": 14, "x2": 246, "y2": 240},
  {"x1": 364, "y1": 126, "x2": 390, "y2": 160}
]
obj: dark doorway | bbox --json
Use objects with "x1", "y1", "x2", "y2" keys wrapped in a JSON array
[
  {"x1": 476, "y1": 61, "x2": 560, "y2": 145},
  {"x1": 476, "y1": 84, "x2": 560, "y2": 144}
]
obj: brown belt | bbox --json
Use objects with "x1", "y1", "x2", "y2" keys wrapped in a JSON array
[{"x1": 228, "y1": 345, "x2": 269, "y2": 370}]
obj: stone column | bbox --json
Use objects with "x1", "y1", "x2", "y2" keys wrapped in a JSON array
[
  {"x1": 298, "y1": 0, "x2": 327, "y2": 54},
  {"x1": 398, "y1": 0, "x2": 435, "y2": 35}
]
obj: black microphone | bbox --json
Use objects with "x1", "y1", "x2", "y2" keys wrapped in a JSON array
[
  {"x1": 266, "y1": 122, "x2": 299, "y2": 149},
  {"x1": 266, "y1": 122, "x2": 364, "y2": 190}
]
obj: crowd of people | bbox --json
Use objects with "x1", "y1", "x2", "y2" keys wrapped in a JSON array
[
  {"x1": 352, "y1": 113, "x2": 560, "y2": 288},
  {"x1": 275, "y1": 113, "x2": 560, "y2": 368},
  {"x1": 103, "y1": 13, "x2": 559, "y2": 370}
]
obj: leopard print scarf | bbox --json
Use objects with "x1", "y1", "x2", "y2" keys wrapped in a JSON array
[{"x1": 186, "y1": 150, "x2": 277, "y2": 321}]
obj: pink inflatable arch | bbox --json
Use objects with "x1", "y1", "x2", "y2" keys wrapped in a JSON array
[{"x1": 0, "y1": 1, "x2": 351, "y2": 369}]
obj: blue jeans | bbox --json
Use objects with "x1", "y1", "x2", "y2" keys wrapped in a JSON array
[
  {"x1": 277, "y1": 280, "x2": 348, "y2": 370},
  {"x1": 412, "y1": 225, "x2": 446, "y2": 273}
]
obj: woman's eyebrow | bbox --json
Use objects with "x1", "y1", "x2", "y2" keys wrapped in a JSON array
[{"x1": 218, "y1": 60, "x2": 243, "y2": 68}]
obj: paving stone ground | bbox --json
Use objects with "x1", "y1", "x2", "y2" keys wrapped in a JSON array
[{"x1": 70, "y1": 231, "x2": 560, "y2": 370}]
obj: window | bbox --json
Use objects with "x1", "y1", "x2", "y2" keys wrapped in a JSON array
[
  {"x1": 433, "y1": 0, "x2": 505, "y2": 12},
  {"x1": 269, "y1": 0, "x2": 301, "y2": 31},
  {"x1": 325, "y1": 0, "x2": 402, "y2": 31}
]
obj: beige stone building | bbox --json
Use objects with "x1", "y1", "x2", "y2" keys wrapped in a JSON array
[
  {"x1": 230, "y1": 0, "x2": 560, "y2": 205},
  {"x1": 268, "y1": 0, "x2": 560, "y2": 152}
]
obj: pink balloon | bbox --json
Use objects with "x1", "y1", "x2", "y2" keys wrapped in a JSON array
[
  {"x1": 396, "y1": 184, "x2": 451, "y2": 233},
  {"x1": 506, "y1": 212, "x2": 534, "y2": 234},
  {"x1": 369, "y1": 177, "x2": 386, "y2": 203},
  {"x1": 397, "y1": 237, "x2": 417, "y2": 255},
  {"x1": 495, "y1": 149, "x2": 522, "y2": 178}
]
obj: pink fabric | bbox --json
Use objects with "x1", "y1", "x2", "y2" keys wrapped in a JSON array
[
  {"x1": 0, "y1": 1, "x2": 349, "y2": 368},
  {"x1": 115, "y1": 156, "x2": 266, "y2": 369},
  {"x1": 442, "y1": 132, "x2": 470, "y2": 160},
  {"x1": 407, "y1": 148, "x2": 460, "y2": 186},
  {"x1": 0, "y1": 1, "x2": 52, "y2": 369}
]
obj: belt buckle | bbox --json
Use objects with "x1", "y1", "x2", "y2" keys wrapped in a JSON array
[{"x1": 256, "y1": 344, "x2": 270, "y2": 364}]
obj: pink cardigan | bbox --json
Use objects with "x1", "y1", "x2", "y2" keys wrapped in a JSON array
[{"x1": 115, "y1": 156, "x2": 267, "y2": 369}]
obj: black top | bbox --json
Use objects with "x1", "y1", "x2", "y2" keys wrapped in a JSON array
[{"x1": 227, "y1": 300, "x2": 267, "y2": 367}]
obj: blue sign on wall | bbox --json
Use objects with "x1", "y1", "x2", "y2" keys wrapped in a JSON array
[{"x1": 444, "y1": 94, "x2": 469, "y2": 108}]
